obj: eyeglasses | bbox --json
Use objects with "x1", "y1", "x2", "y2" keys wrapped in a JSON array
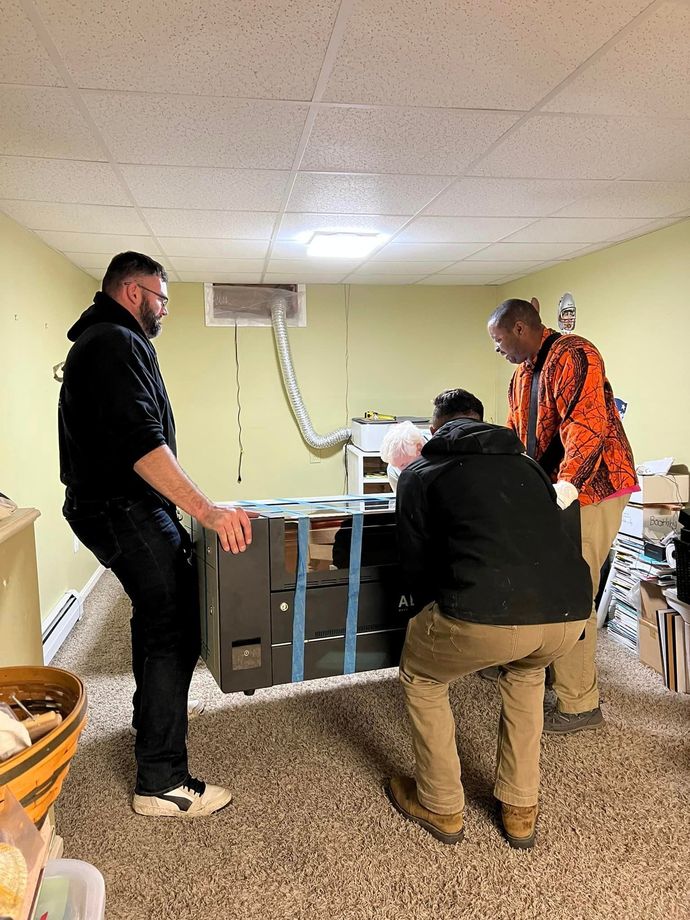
[{"x1": 125, "y1": 281, "x2": 169, "y2": 308}]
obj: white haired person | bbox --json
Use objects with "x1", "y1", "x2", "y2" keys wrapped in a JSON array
[{"x1": 380, "y1": 421, "x2": 430, "y2": 492}]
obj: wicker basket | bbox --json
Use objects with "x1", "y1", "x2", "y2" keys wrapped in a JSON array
[{"x1": 0, "y1": 666, "x2": 87, "y2": 826}]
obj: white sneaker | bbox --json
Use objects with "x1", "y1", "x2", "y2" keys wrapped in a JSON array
[
  {"x1": 132, "y1": 775, "x2": 232, "y2": 818},
  {"x1": 129, "y1": 699, "x2": 206, "y2": 737}
]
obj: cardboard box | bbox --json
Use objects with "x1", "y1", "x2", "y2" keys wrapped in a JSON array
[
  {"x1": 638, "y1": 617, "x2": 662, "y2": 674},
  {"x1": 639, "y1": 580, "x2": 668, "y2": 625},
  {"x1": 633, "y1": 471, "x2": 689, "y2": 505},
  {"x1": 619, "y1": 504, "x2": 680, "y2": 541}
]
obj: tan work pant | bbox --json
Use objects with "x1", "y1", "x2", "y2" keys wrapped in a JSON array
[
  {"x1": 551, "y1": 495, "x2": 629, "y2": 714},
  {"x1": 399, "y1": 603, "x2": 584, "y2": 813}
]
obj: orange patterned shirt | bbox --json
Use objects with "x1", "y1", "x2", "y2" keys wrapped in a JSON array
[{"x1": 506, "y1": 328, "x2": 637, "y2": 506}]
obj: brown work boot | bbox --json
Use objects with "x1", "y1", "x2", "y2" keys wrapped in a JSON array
[
  {"x1": 500, "y1": 802, "x2": 538, "y2": 849},
  {"x1": 386, "y1": 776, "x2": 464, "y2": 845}
]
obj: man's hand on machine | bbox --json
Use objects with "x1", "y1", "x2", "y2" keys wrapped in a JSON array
[
  {"x1": 200, "y1": 504, "x2": 257, "y2": 554},
  {"x1": 553, "y1": 481, "x2": 578, "y2": 510}
]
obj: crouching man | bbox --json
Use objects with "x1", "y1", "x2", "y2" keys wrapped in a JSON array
[{"x1": 386, "y1": 389, "x2": 591, "y2": 849}]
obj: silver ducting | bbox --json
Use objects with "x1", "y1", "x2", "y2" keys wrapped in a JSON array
[{"x1": 271, "y1": 299, "x2": 351, "y2": 450}]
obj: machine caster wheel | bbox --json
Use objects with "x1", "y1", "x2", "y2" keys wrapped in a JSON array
[{"x1": 243, "y1": 689, "x2": 255, "y2": 696}]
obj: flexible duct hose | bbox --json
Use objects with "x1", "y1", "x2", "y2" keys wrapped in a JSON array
[{"x1": 271, "y1": 300, "x2": 351, "y2": 450}]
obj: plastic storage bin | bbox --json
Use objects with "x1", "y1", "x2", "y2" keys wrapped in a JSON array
[{"x1": 32, "y1": 859, "x2": 105, "y2": 920}]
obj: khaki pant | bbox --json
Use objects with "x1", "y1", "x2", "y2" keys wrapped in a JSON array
[
  {"x1": 399, "y1": 603, "x2": 584, "y2": 813},
  {"x1": 551, "y1": 495, "x2": 629, "y2": 714}
]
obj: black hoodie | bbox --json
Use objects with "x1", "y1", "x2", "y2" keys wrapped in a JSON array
[
  {"x1": 396, "y1": 417, "x2": 592, "y2": 625},
  {"x1": 58, "y1": 292, "x2": 176, "y2": 502}
]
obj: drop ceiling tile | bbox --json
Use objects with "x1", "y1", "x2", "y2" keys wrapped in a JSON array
[
  {"x1": 323, "y1": 0, "x2": 650, "y2": 109},
  {"x1": 0, "y1": 200, "x2": 148, "y2": 234},
  {"x1": 302, "y1": 107, "x2": 521, "y2": 175},
  {"x1": 0, "y1": 157, "x2": 128, "y2": 205},
  {"x1": 474, "y1": 115, "x2": 652, "y2": 180},
  {"x1": 422, "y1": 274, "x2": 503, "y2": 285},
  {"x1": 554, "y1": 181, "x2": 690, "y2": 218},
  {"x1": 467, "y1": 242, "x2": 589, "y2": 261},
  {"x1": 61, "y1": 252, "x2": 112, "y2": 271},
  {"x1": 84, "y1": 93, "x2": 308, "y2": 169},
  {"x1": 170, "y1": 257, "x2": 266, "y2": 273},
  {"x1": 395, "y1": 216, "x2": 532, "y2": 243},
  {"x1": 438, "y1": 260, "x2": 546, "y2": 275},
  {"x1": 350, "y1": 260, "x2": 452, "y2": 275},
  {"x1": 287, "y1": 172, "x2": 451, "y2": 215},
  {"x1": 606, "y1": 215, "x2": 688, "y2": 242},
  {"x1": 622, "y1": 121, "x2": 690, "y2": 180},
  {"x1": 36, "y1": 0, "x2": 341, "y2": 99},
  {"x1": 64, "y1": 251, "x2": 174, "y2": 273},
  {"x1": 267, "y1": 259, "x2": 361, "y2": 274},
  {"x1": 424, "y1": 177, "x2": 611, "y2": 217},
  {"x1": 495, "y1": 262, "x2": 562, "y2": 283},
  {"x1": 34, "y1": 230, "x2": 160, "y2": 254},
  {"x1": 122, "y1": 166, "x2": 289, "y2": 210},
  {"x1": 175, "y1": 272, "x2": 263, "y2": 284},
  {"x1": 346, "y1": 275, "x2": 424, "y2": 285},
  {"x1": 1, "y1": 0, "x2": 63, "y2": 85},
  {"x1": 277, "y1": 213, "x2": 408, "y2": 241},
  {"x1": 264, "y1": 272, "x2": 349, "y2": 284},
  {"x1": 0, "y1": 86, "x2": 103, "y2": 160},
  {"x1": 159, "y1": 238, "x2": 269, "y2": 258},
  {"x1": 368, "y1": 241, "x2": 486, "y2": 261},
  {"x1": 504, "y1": 217, "x2": 652, "y2": 244},
  {"x1": 544, "y1": 2, "x2": 690, "y2": 118},
  {"x1": 144, "y1": 210, "x2": 276, "y2": 239}
]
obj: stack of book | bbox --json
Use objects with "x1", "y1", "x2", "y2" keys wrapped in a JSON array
[
  {"x1": 604, "y1": 533, "x2": 645, "y2": 651},
  {"x1": 657, "y1": 589, "x2": 690, "y2": 693}
]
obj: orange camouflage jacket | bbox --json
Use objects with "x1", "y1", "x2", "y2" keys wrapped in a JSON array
[{"x1": 507, "y1": 328, "x2": 637, "y2": 506}]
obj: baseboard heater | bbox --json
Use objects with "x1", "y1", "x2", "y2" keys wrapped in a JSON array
[{"x1": 42, "y1": 590, "x2": 82, "y2": 664}]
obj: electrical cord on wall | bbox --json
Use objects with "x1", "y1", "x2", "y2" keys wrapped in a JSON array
[{"x1": 235, "y1": 322, "x2": 244, "y2": 483}]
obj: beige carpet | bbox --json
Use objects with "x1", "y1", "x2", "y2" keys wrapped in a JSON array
[{"x1": 52, "y1": 571, "x2": 690, "y2": 920}]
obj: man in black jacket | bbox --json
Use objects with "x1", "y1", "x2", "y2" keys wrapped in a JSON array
[
  {"x1": 386, "y1": 389, "x2": 591, "y2": 848},
  {"x1": 59, "y1": 252, "x2": 253, "y2": 818}
]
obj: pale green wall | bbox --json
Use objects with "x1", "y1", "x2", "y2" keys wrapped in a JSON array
[
  {"x1": 0, "y1": 212, "x2": 99, "y2": 620},
  {"x1": 157, "y1": 282, "x2": 498, "y2": 501},
  {"x1": 495, "y1": 219, "x2": 690, "y2": 468}
]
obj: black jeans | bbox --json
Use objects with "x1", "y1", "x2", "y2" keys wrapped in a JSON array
[{"x1": 64, "y1": 492, "x2": 201, "y2": 795}]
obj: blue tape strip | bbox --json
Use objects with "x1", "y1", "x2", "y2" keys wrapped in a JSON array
[
  {"x1": 291, "y1": 515, "x2": 309, "y2": 683},
  {"x1": 343, "y1": 509, "x2": 363, "y2": 675},
  {"x1": 232, "y1": 496, "x2": 390, "y2": 683}
]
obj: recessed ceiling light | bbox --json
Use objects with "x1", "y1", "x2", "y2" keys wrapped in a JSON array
[{"x1": 306, "y1": 231, "x2": 387, "y2": 258}]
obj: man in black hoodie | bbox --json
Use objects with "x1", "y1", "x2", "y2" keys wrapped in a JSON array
[
  {"x1": 59, "y1": 252, "x2": 253, "y2": 818},
  {"x1": 386, "y1": 389, "x2": 591, "y2": 849}
]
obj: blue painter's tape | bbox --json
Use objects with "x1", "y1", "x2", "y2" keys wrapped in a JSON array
[
  {"x1": 291, "y1": 515, "x2": 309, "y2": 683},
  {"x1": 343, "y1": 510, "x2": 363, "y2": 675}
]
